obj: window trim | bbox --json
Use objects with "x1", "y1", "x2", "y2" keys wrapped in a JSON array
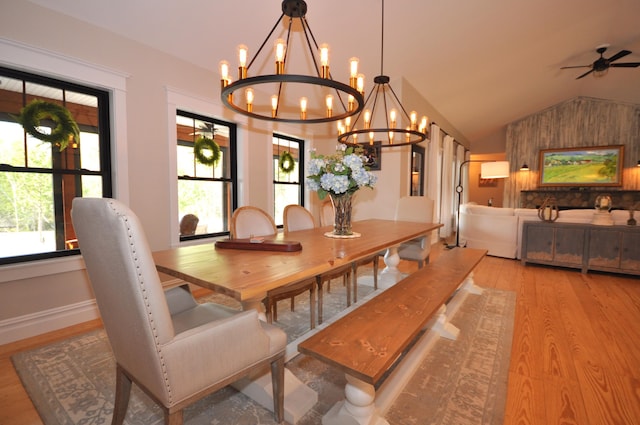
[
  {"x1": 166, "y1": 87, "x2": 239, "y2": 247},
  {"x1": 0, "y1": 39, "x2": 128, "y2": 278},
  {"x1": 176, "y1": 109, "x2": 237, "y2": 241},
  {"x1": 273, "y1": 133, "x2": 305, "y2": 227}
]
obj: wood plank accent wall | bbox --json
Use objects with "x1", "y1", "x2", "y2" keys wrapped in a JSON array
[{"x1": 505, "y1": 96, "x2": 640, "y2": 207}]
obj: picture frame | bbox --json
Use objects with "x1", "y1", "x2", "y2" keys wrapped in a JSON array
[
  {"x1": 538, "y1": 145, "x2": 624, "y2": 187},
  {"x1": 360, "y1": 142, "x2": 382, "y2": 171}
]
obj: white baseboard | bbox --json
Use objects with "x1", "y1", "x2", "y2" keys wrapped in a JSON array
[{"x1": 0, "y1": 299, "x2": 99, "y2": 346}]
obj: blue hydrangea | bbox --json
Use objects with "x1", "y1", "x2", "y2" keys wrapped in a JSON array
[{"x1": 307, "y1": 146, "x2": 376, "y2": 198}]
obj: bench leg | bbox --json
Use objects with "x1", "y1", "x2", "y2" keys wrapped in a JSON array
[
  {"x1": 461, "y1": 271, "x2": 484, "y2": 295},
  {"x1": 322, "y1": 375, "x2": 389, "y2": 425},
  {"x1": 430, "y1": 304, "x2": 460, "y2": 340}
]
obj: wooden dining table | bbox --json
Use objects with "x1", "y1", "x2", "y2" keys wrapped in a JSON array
[
  {"x1": 152, "y1": 218, "x2": 442, "y2": 424},
  {"x1": 153, "y1": 219, "x2": 442, "y2": 308}
]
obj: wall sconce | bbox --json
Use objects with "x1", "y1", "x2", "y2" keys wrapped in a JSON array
[
  {"x1": 636, "y1": 160, "x2": 640, "y2": 167},
  {"x1": 520, "y1": 163, "x2": 530, "y2": 171}
]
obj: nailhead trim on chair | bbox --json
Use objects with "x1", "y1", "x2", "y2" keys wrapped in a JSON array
[{"x1": 119, "y1": 205, "x2": 174, "y2": 404}]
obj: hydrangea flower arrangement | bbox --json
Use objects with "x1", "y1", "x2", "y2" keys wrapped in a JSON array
[{"x1": 306, "y1": 145, "x2": 377, "y2": 200}]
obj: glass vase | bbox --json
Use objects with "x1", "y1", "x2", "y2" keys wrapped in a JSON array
[{"x1": 330, "y1": 192, "x2": 353, "y2": 236}]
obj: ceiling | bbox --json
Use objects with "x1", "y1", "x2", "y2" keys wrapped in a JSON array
[{"x1": 28, "y1": 0, "x2": 640, "y2": 144}]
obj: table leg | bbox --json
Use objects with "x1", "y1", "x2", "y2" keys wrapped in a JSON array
[
  {"x1": 378, "y1": 246, "x2": 403, "y2": 289},
  {"x1": 236, "y1": 296, "x2": 318, "y2": 423},
  {"x1": 322, "y1": 374, "x2": 389, "y2": 425}
]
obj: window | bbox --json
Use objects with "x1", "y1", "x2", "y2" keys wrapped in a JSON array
[
  {"x1": 0, "y1": 67, "x2": 111, "y2": 265},
  {"x1": 176, "y1": 110, "x2": 237, "y2": 240},
  {"x1": 273, "y1": 134, "x2": 304, "y2": 227},
  {"x1": 411, "y1": 144, "x2": 425, "y2": 196}
]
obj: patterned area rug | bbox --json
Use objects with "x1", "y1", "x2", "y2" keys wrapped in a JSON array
[{"x1": 12, "y1": 277, "x2": 515, "y2": 425}]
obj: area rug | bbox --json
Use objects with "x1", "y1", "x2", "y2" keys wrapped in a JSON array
[{"x1": 12, "y1": 284, "x2": 515, "y2": 425}]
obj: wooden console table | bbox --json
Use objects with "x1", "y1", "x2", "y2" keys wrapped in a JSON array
[{"x1": 521, "y1": 221, "x2": 640, "y2": 275}]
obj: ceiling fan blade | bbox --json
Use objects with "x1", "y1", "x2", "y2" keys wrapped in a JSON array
[
  {"x1": 610, "y1": 62, "x2": 640, "y2": 68},
  {"x1": 561, "y1": 65, "x2": 590, "y2": 69},
  {"x1": 607, "y1": 50, "x2": 631, "y2": 62},
  {"x1": 576, "y1": 69, "x2": 594, "y2": 79}
]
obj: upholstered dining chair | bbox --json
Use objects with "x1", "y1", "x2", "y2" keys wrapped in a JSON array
[
  {"x1": 231, "y1": 205, "x2": 316, "y2": 329},
  {"x1": 283, "y1": 204, "x2": 315, "y2": 232},
  {"x1": 319, "y1": 200, "x2": 334, "y2": 227},
  {"x1": 71, "y1": 198, "x2": 286, "y2": 425},
  {"x1": 395, "y1": 196, "x2": 435, "y2": 268}
]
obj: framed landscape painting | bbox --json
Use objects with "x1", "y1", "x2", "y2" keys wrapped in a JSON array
[{"x1": 539, "y1": 145, "x2": 624, "y2": 187}]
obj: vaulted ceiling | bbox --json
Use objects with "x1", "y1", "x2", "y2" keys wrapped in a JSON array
[{"x1": 28, "y1": 0, "x2": 640, "y2": 145}]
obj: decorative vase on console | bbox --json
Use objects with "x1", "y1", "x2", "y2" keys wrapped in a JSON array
[
  {"x1": 591, "y1": 194, "x2": 613, "y2": 226},
  {"x1": 307, "y1": 145, "x2": 377, "y2": 238}
]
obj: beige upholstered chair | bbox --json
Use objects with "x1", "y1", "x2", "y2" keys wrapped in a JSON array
[
  {"x1": 230, "y1": 206, "x2": 278, "y2": 239},
  {"x1": 71, "y1": 198, "x2": 286, "y2": 425},
  {"x1": 231, "y1": 205, "x2": 316, "y2": 329},
  {"x1": 319, "y1": 200, "x2": 334, "y2": 227},
  {"x1": 395, "y1": 196, "x2": 435, "y2": 268},
  {"x1": 283, "y1": 204, "x2": 315, "y2": 232}
]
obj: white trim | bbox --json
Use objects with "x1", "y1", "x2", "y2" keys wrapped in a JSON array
[
  {"x1": 0, "y1": 255, "x2": 85, "y2": 283},
  {"x1": 0, "y1": 38, "x2": 129, "y2": 280},
  {"x1": 0, "y1": 299, "x2": 99, "y2": 345}
]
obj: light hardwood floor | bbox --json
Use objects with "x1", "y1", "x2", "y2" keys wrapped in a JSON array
[{"x1": 1, "y1": 245, "x2": 639, "y2": 424}]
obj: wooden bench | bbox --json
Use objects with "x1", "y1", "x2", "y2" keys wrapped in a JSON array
[{"x1": 298, "y1": 247, "x2": 487, "y2": 425}]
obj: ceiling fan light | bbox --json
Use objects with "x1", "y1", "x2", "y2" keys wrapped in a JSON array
[{"x1": 593, "y1": 68, "x2": 608, "y2": 78}]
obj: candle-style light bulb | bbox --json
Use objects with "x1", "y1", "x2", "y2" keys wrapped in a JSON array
[
  {"x1": 237, "y1": 44, "x2": 248, "y2": 79},
  {"x1": 245, "y1": 88, "x2": 254, "y2": 113},
  {"x1": 219, "y1": 60, "x2": 230, "y2": 87},
  {"x1": 410, "y1": 111, "x2": 417, "y2": 130},
  {"x1": 406, "y1": 126, "x2": 411, "y2": 143},
  {"x1": 390, "y1": 109, "x2": 397, "y2": 128},
  {"x1": 357, "y1": 73, "x2": 365, "y2": 95},
  {"x1": 364, "y1": 109, "x2": 371, "y2": 129},
  {"x1": 337, "y1": 120, "x2": 344, "y2": 135},
  {"x1": 389, "y1": 130, "x2": 395, "y2": 144},
  {"x1": 300, "y1": 97, "x2": 307, "y2": 120},
  {"x1": 271, "y1": 95, "x2": 278, "y2": 118},
  {"x1": 420, "y1": 116, "x2": 428, "y2": 133},
  {"x1": 348, "y1": 94, "x2": 355, "y2": 112},
  {"x1": 345, "y1": 116, "x2": 351, "y2": 132},
  {"x1": 349, "y1": 57, "x2": 359, "y2": 88},
  {"x1": 326, "y1": 94, "x2": 333, "y2": 118},
  {"x1": 275, "y1": 39, "x2": 286, "y2": 74},
  {"x1": 369, "y1": 131, "x2": 374, "y2": 145},
  {"x1": 320, "y1": 43, "x2": 330, "y2": 78},
  {"x1": 352, "y1": 133, "x2": 358, "y2": 145}
]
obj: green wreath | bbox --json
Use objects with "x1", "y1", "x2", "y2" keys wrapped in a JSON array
[
  {"x1": 12, "y1": 99, "x2": 80, "y2": 151},
  {"x1": 278, "y1": 151, "x2": 295, "y2": 174},
  {"x1": 194, "y1": 136, "x2": 221, "y2": 166}
]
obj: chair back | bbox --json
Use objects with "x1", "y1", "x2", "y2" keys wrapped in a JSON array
[
  {"x1": 320, "y1": 200, "x2": 334, "y2": 227},
  {"x1": 283, "y1": 204, "x2": 315, "y2": 232},
  {"x1": 230, "y1": 206, "x2": 277, "y2": 239},
  {"x1": 395, "y1": 196, "x2": 434, "y2": 223},
  {"x1": 71, "y1": 197, "x2": 175, "y2": 399},
  {"x1": 179, "y1": 213, "x2": 199, "y2": 236}
]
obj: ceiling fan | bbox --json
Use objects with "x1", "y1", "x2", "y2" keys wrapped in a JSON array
[{"x1": 561, "y1": 46, "x2": 640, "y2": 79}]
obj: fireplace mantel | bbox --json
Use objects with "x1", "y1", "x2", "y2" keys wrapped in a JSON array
[{"x1": 520, "y1": 189, "x2": 640, "y2": 210}]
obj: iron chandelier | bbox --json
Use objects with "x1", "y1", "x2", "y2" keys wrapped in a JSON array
[{"x1": 219, "y1": 0, "x2": 365, "y2": 124}]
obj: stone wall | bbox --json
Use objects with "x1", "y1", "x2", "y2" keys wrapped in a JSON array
[{"x1": 520, "y1": 189, "x2": 640, "y2": 210}]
